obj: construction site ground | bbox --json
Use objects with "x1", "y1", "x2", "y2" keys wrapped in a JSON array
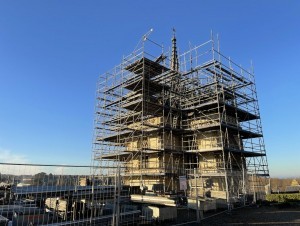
[{"x1": 169, "y1": 203, "x2": 300, "y2": 225}]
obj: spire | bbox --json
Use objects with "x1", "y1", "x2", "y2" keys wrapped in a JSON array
[{"x1": 171, "y1": 28, "x2": 179, "y2": 71}]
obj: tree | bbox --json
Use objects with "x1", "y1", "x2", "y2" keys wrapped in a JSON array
[{"x1": 33, "y1": 172, "x2": 48, "y2": 186}]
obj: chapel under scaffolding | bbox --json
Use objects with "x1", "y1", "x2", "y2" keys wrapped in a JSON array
[{"x1": 92, "y1": 31, "x2": 270, "y2": 210}]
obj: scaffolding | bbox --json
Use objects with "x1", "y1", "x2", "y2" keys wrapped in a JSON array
[{"x1": 92, "y1": 31, "x2": 270, "y2": 214}]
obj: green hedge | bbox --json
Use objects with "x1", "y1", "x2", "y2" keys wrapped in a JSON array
[{"x1": 266, "y1": 193, "x2": 300, "y2": 202}]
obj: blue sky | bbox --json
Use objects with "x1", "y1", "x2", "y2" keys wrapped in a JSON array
[{"x1": 0, "y1": 0, "x2": 299, "y2": 177}]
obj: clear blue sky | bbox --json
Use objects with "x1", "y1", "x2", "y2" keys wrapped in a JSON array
[{"x1": 0, "y1": 0, "x2": 299, "y2": 177}]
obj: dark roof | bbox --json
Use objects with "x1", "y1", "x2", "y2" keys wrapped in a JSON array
[
  {"x1": 12, "y1": 185, "x2": 114, "y2": 195},
  {"x1": 285, "y1": 185, "x2": 300, "y2": 193}
]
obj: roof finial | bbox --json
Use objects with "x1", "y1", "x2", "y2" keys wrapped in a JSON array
[{"x1": 171, "y1": 28, "x2": 179, "y2": 71}]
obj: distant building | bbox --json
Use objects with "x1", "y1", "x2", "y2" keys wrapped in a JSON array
[
  {"x1": 0, "y1": 182, "x2": 10, "y2": 187},
  {"x1": 285, "y1": 179, "x2": 300, "y2": 193},
  {"x1": 79, "y1": 177, "x2": 91, "y2": 186},
  {"x1": 17, "y1": 176, "x2": 33, "y2": 187}
]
